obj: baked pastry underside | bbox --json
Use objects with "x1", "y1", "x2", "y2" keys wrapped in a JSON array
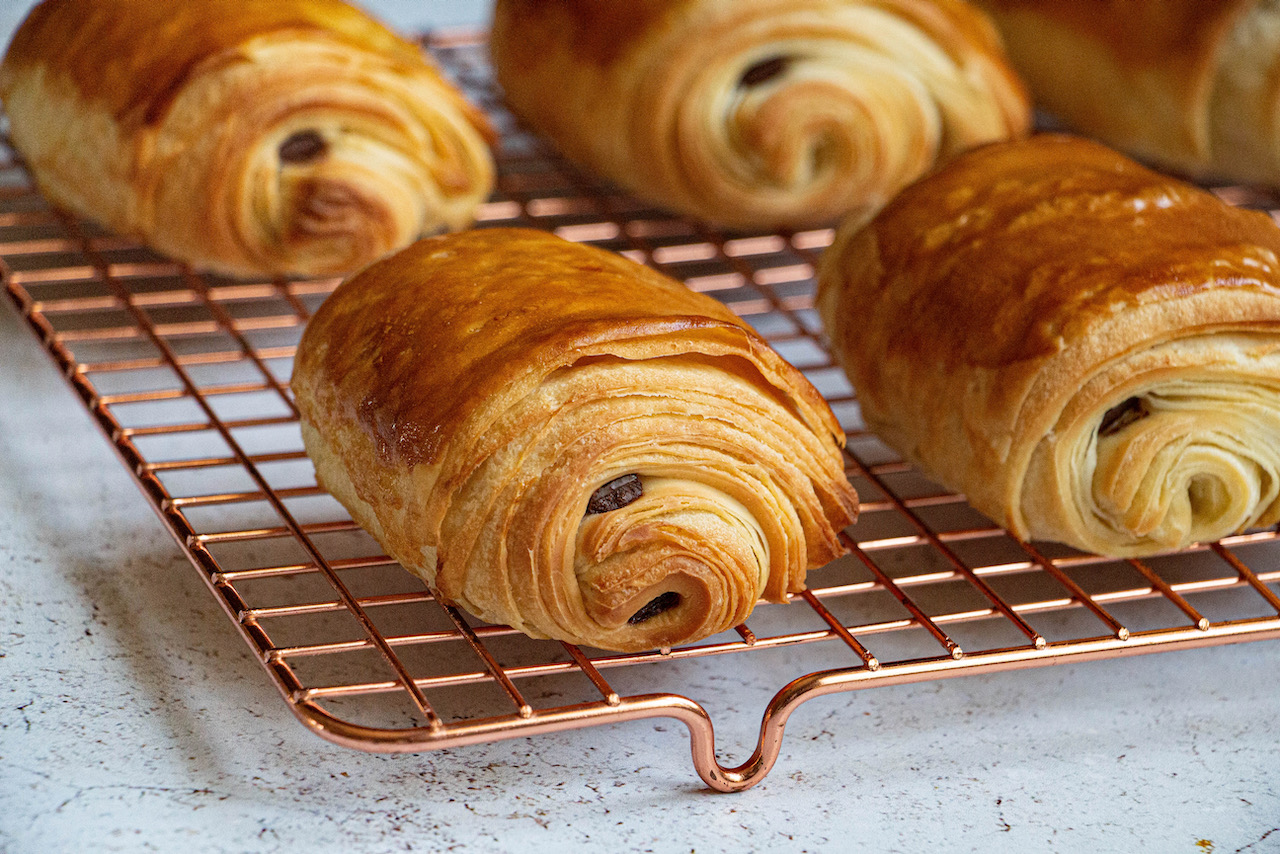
[{"x1": 5, "y1": 34, "x2": 1279, "y2": 786}]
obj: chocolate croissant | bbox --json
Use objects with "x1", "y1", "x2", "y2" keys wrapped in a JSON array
[
  {"x1": 489, "y1": 0, "x2": 1030, "y2": 230},
  {"x1": 0, "y1": 0, "x2": 495, "y2": 278},
  {"x1": 817, "y1": 134, "x2": 1280, "y2": 557},
  {"x1": 970, "y1": 0, "x2": 1280, "y2": 184},
  {"x1": 292, "y1": 228, "x2": 859, "y2": 652}
]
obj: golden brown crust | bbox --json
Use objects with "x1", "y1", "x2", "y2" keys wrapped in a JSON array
[
  {"x1": 818, "y1": 134, "x2": 1280, "y2": 556},
  {"x1": 301, "y1": 228, "x2": 783, "y2": 467},
  {"x1": 0, "y1": 0, "x2": 495, "y2": 278},
  {"x1": 490, "y1": 0, "x2": 683, "y2": 67},
  {"x1": 974, "y1": 0, "x2": 1248, "y2": 67},
  {"x1": 490, "y1": 0, "x2": 1030, "y2": 229},
  {"x1": 2, "y1": 0, "x2": 422, "y2": 130},
  {"x1": 293, "y1": 228, "x2": 858, "y2": 651},
  {"x1": 495, "y1": 0, "x2": 1016, "y2": 74},
  {"x1": 970, "y1": 0, "x2": 1274, "y2": 181},
  {"x1": 831, "y1": 133, "x2": 1280, "y2": 373}
]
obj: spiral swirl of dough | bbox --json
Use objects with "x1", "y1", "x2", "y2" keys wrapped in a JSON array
[
  {"x1": 491, "y1": 0, "x2": 1030, "y2": 228},
  {"x1": 1029, "y1": 342, "x2": 1280, "y2": 556},
  {"x1": 178, "y1": 36, "x2": 495, "y2": 277},
  {"x1": 293, "y1": 229, "x2": 859, "y2": 651}
]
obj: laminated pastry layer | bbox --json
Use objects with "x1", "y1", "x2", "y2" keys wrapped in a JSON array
[
  {"x1": 972, "y1": 0, "x2": 1280, "y2": 184},
  {"x1": 293, "y1": 228, "x2": 858, "y2": 651},
  {"x1": 818, "y1": 134, "x2": 1280, "y2": 557},
  {"x1": 490, "y1": 0, "x2": 1030, "y2": 230},
  {"x1": 0, "y1": 0, "x2": 494, "y2": 277}
]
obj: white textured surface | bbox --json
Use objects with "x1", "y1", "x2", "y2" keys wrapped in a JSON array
[{"x1": 3, "y1": 1, "x2": 1280, "y2": 852}]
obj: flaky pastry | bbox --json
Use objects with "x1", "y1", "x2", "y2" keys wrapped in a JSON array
[
  {"x1": 818, "y1": 135, "x2": 1280, "y2": 557},
  {"x1": 490, "y1": 0, "x2": 1029, "y2": 230},
  {"x1": 972, "y1": 0, "x2": 1280, "y2": 184},
  {"x1": 293, "y1": 228, "x2": 859, "y2": 651}
]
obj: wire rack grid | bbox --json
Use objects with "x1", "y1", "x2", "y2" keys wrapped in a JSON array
[{"x1": 5, "y1": 33, "x2": 1280, "y2": 792}]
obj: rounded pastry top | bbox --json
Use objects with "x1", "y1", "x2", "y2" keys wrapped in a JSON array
[
  {"x1": 294, "y1": 227, "x2": 843, "y2": 469},
  {"x1": 973, "y1": 0, "x2": 1250, "y2": 70},
  {"x1": 493, "y1": 0, "x2": 1017, "y2": 70},
  {"x1": 821, "y1": 134, "x2": 1280, "y2": 373},
  {"x1": 1, "y1": 0, "x2": 424, "y2": 129}
]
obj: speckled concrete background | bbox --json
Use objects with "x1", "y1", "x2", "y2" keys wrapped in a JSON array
[{"x1": 2, "y1": 2, "x2": 1279, "y2": 852}]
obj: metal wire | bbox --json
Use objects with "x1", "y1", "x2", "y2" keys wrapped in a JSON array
[{"x1": 4, "y1": 32, "x2": 1279, "y2": 792}]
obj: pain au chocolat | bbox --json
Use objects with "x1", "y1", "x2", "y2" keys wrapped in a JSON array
[
  {"x1": 971, "y1": 0, "x2": 1280, "y2": 185},
  {"x1": 0, "y1": 0, "x2": 494, "y2": 278},
  {"x1": 292, "y1": 228, "x2": 859, "y2": 652},
  {"x1": 489, "y1": 0, "x2": 1030, "y2": 230},
  {"x1": 818, "y1": 134, "x2": 1280, "y2": 557}
]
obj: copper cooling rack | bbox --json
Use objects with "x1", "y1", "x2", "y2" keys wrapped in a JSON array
[{"x1": 6, "y1": 33, "x2": 1280, "y2": 792}]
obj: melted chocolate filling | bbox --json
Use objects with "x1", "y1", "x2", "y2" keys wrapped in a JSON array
[
  {"x1": 279, "y1": 129, "x2": 328, "y2": 164},
  {"x1": 1099, "y1": 396, "x2": 1151, "y2": 437},
  {"x1": 628, "y1": 591, "x2": 682, "y2": 625},
  {"x1": 740, "y1": 56, "x2": 790, "y2": 87},
  {"x1": 586, "y1": 474, "x2": 643, "y2": 515}
]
